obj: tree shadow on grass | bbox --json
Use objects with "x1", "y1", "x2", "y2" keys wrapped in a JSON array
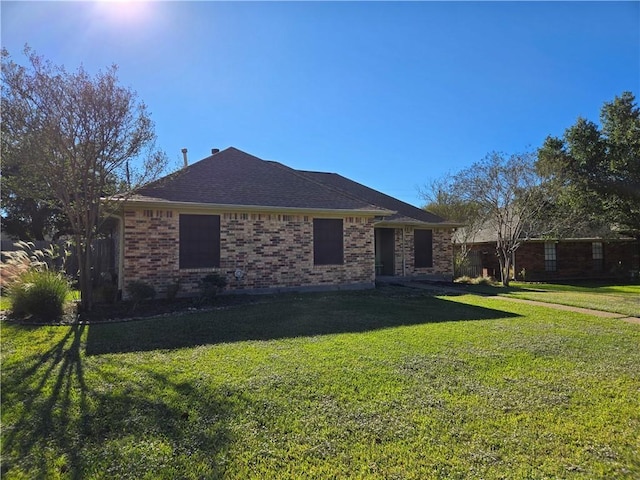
[
  {"x1": 1, "y1": 324, "x2": 237, "y2": 479},
  {"x1": 86, "y1": 290, "x2": 521, "y2": 356},
  {"x1": 2, "y1": 324, "x2": 90, "y2": 478}
]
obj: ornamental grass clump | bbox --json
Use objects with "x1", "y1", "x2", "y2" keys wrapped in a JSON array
[
  {"x1": 0, "y1": 241, "x2": 66, "y2": 293},
  {"x1": 8, "y1": 269, "x2": 70, "y2": 320},
  {"x1": 3, "y1": 241, "x2": 71, "y2": 320}
]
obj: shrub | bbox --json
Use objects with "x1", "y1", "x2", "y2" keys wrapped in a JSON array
[
  {"x1": 200, "y1": 272, "x2": 227, "y2": 302},
  {"x1": 94, "y1": 284, "x2": 118, "y2": 304},
  {"x1": 454, "y1": 275, "x2": 498, "y2": 286},
  {"x1": 166, "y1": 278, "x2": 181, "y2": 301},
  {"x1": 8, "y1": 269, "x2": 70, "y2": 320},
  {"x1": 519, "y1": 268, "x2": 527, "y2": 282},
  {"x1": 126, "y1": 281, "x2": 156, "y2": 304}
]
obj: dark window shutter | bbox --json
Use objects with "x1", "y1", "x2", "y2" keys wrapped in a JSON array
[
  {"x1": 313, "y1": 218, "x2": 344, "y2": 265},
  {"x1": 179, "y1": 214, "x2": 220, "y2": 269},
  {"x1": 414, "y1": 229, "x2": 433, "y2": 268}
]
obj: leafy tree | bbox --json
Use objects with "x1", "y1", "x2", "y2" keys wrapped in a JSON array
[
  {"x1": 1, "y1": 57, "x2": 69, "y2": 241},
  {"x1": 426, "y1": 152, "x2": 545, "y2": 286},
  {"x1": 537, "y1": 91, "x2": 640, "y2": 238},
  {"x1": 1, "y1": 47, "x2": 168, "y2": 310}
]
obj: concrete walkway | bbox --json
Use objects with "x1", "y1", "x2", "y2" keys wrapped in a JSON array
[{"x1": 396, "y1": 280, "x2": 640, "y2": 325}]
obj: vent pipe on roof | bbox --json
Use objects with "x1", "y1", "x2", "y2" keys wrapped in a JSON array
[
  {"x1": 181, "y1": 148, "x2": 188, "y2": 168},
  {"x1": 211, "y1": 148, "x2": 220, "y2": 155}
]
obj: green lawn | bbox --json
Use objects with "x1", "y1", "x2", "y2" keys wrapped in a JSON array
[
  {"x1": 2, "y1": 287, "x2": 639, "y2": 479},
  {"x1": 500, "y1": 283, "x2": 640, "y2": 317},
  {"x1": 458, "y1": 281, "x2": 640, "y2": 317},
  {"x1": 0, "y1": 295, "x2": 11, "y2": 311}
]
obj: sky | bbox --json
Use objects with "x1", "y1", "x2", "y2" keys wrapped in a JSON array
[{"x1": 2, "y1": 1, "x2": 638, "y2": 207}]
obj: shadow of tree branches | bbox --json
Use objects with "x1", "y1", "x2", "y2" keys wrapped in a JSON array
[{"x1": 1, "y1": 324, "x2": 237, "y2": 479}]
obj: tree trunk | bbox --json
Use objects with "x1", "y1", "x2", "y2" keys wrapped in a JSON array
[
  {"x1": 502, "y1": 254, "x2": 511, "y2": 287},
  {"x1": 497, "y1": 247, "x2": 511, "y2": 287}
]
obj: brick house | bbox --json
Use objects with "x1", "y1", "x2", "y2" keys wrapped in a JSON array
[
  {"x1": 462, "y1": 237, "x2": 640, "y2": 282},
  {"x1": 111, "y1": 147, "x2": 459, "y2": 297}
]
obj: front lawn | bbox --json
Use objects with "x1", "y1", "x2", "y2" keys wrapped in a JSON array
[
  {"x1": 0, "y1": 295, "x2": 11, "y2": 311},
  {"x1": 2, "y1": 287, "x2": 639, "y2": 479},
  {"x1": 503, "y1": 282, "x2": 640, "y2": 317}
]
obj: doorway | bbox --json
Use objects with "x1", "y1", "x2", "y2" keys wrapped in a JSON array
[{"x1": 375, "y1": 228, "x2": 395, "y2": 276}]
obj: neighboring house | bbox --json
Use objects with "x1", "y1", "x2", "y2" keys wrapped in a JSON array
[
  {"x1": 110, "y1": 147, "x2": 459, "y2": 297},
  {"x1": 459, "y1": 233, "x2": 640, "y2": 282}
]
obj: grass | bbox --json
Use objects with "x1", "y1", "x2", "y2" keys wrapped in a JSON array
[
  {"x1": 2, "y1": 287, "x2": 639, "y2": 479},
  {"x1": 0, "y1": 295, "x2": 11, "y2": 311},
  {"x1": 461, "y1": 281, "x2": 640, "y2": 317}
]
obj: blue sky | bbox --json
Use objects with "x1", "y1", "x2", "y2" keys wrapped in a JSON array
[{"x1": 2, "y1": 1, "x2": 638, "y2": 207}]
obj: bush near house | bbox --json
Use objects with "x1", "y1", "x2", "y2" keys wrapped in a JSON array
[
  {"x1": 199, "y1": 272, "x2": 228, "y2": 303},
  {"x1": 7, "y1": 269, "x2": 70, "y2": 320},
  {"x1": 2, "y1": 241, "x2": 71, "y2": 320}
]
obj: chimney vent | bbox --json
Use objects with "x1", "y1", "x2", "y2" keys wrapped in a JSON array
[
  {"x1": 211, "y1": 148, "x2": 220, "y2": 155},
  {"x1": 181, "y1": 148, "x2": 188, "y2": 167}
]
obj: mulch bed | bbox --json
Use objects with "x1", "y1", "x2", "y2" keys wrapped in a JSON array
[{"x1": 2, "y1": 294, "x2": 267, "y2": 326}]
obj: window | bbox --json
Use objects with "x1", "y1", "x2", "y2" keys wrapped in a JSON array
[
  {"x1": 179, "y1": 214, "x2": 220, "y2": 269},
  {"x1": 592, "y1": 241, "x2": 603, "y2": 271},
  {"x1": 313, "y1": 218, "x2": 343, "y2": 265},
  {"x1": 544, "y1": 242, "x2": 557, "y2": 272},
  {"x1": 414, "y1": 229, "x2": 433, "y2": 268}
]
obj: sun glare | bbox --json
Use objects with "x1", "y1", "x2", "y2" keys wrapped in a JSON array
[{"x1": 94, "y1": 0, "x2": 151, "y2": 24}]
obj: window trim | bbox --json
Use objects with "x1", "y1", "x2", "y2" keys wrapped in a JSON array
[
  {"x1": 592, "y1": 241, "x2": 604, "y2": 271},
  {"x1": 544, "y1": 241, "x2": 557, "y2": 272}
]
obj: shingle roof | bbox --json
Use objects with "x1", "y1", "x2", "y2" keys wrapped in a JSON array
[
  {"x1": 130, "y1": 147, "x2": 454, "y2": 225},
  {"x1": 297, "y1": 170, "x2": 454, "y2": 226}
]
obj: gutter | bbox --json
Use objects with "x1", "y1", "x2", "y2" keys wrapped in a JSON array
[
  {"x1": 107, "y1": 197, "x2": 396, "y2": 218},
  {"x1": 374, "y1": 220, "x2": 464, "y2": 229}
]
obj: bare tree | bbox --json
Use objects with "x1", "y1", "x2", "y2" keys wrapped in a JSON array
[
  {"x1": 1, "y1": 47, "x2": 168, "y2": 310},
  {"x1": 420, "y1": 175, "x2": 485, "y2": 269},
  {"x1": 441, "y1": 152, "x2": 545, "y2": 286}
]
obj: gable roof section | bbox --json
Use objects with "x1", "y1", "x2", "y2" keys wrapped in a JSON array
[{"x1": 128, "y1": 147, "x2": 456, "y2": 226}]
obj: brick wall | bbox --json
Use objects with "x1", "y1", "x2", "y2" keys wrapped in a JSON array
[
  {"x1": 122, "y1": 209, "x2": 376, "y2": 297},
  {"x1": 466, "y1": 239, "x2": 640, "y2": 281},
  {"x1": 390, "y1": 227, "x2": 454, "y2": 279},
  {"x1": 517, "y1": 240, "x2": 640, "y2": 281}
]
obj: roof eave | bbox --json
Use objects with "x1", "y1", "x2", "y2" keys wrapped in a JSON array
[
  {"x1": 374, "y1": 219, "x2": 464, "y2": 228},
  {"x1": 109, "y1": 197, "x2": 395, "y2": 217}
]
